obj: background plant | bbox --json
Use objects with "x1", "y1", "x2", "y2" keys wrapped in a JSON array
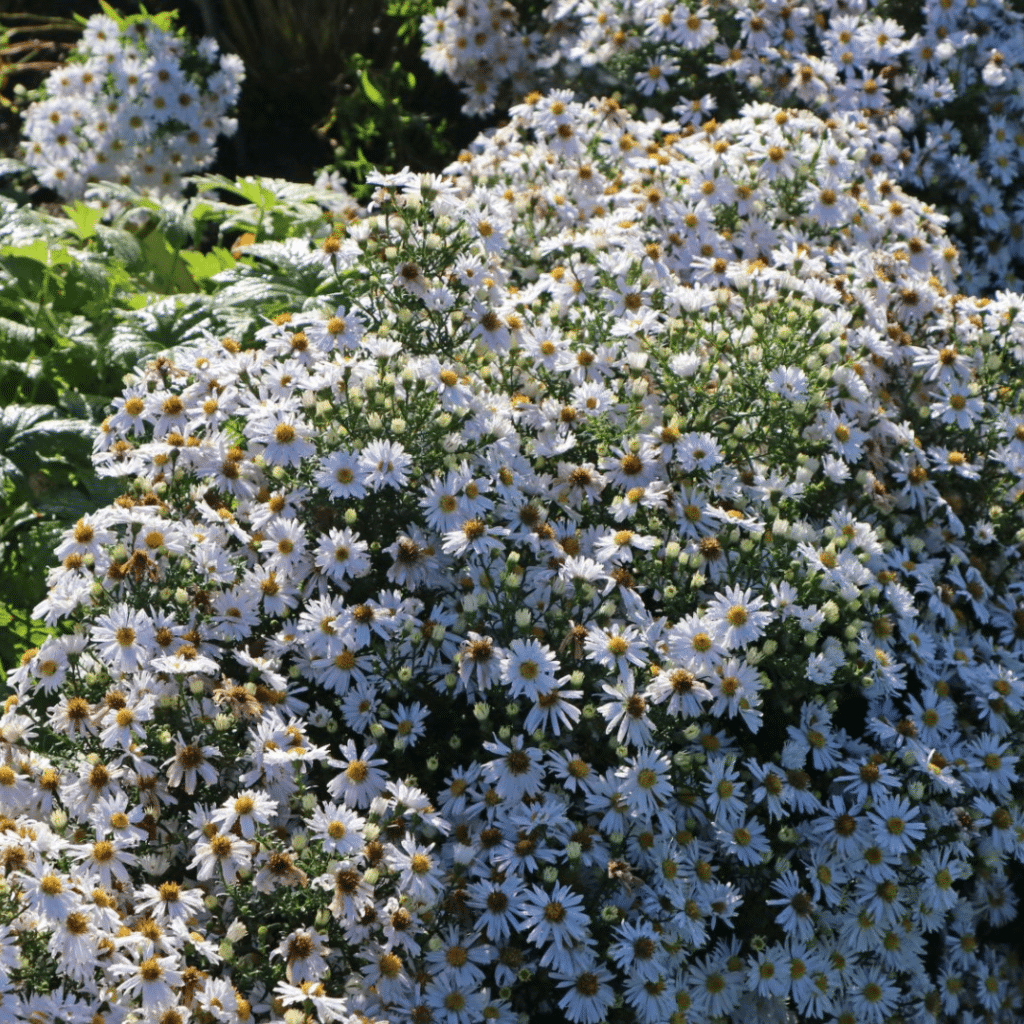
[
  {"x1": 18, "y1": 3, "x2": 243, "y2": 200},
  {"x1": 213, "y1": 0, "x2": 473, "y2": 198}
]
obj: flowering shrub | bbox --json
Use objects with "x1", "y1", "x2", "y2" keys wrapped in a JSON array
[
  {"x1": 421, "y1": 0, "x2": 1024, "y2": 294},
  {"x1": 3, "y1": 95, "x2": 1024, "y2": 1023},
  {"x1": 20, "y1": 6, "x2": 244, "y2": 200}
]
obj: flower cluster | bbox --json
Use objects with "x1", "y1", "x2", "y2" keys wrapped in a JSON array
[
  {"x1": 421, "y1": 0, "x2": 1024, "y2": 294},
  {"x1": 20, "y1": 9, "x2": 243, "y2": 200},
  {"x1": 4, "y1": 95, "x2": 1024, "y2": 1023},
  {"x1": 420, "y1": 0, "x2": 549, "y2": 117}
]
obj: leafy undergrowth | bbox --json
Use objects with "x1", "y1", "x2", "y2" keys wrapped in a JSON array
[{"x1": 0, "y1": 171, "x2": 358, "y2": 678}]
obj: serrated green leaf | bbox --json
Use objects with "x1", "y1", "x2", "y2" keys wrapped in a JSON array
[
  {"x1": 179, "y1": 247, "x2": 237, "y2": 281},
  {"x1": 208, "y1": 275, "x2": 308, "y2": 307},
  {"x1": 36, "y1": 486, "x2": 109, "y2": 520},
  {"x1": 138, "y1": 229, "x2": 197, "y2": 294},
  {"x1": 0, "y1": 239, "x2": 76, "y2": 268},
  {"x1": 0, "y1": 316, "x2": 36, "y2": 346},
  {"x1": 62, "y1": 201, "x2": 104, "y2": 242},
  {"x1": 98, "y1": 0, "x2": 125, "y2": 25},
  {"x1": 191, "y1": 174, "x2": 236, "y2": 194},
  {"x1": 95, "y1": 225, "x2": 142, "y2": 266},
  {"x1": 0, "y1": 406, "x2": 95, "y2": 470}
]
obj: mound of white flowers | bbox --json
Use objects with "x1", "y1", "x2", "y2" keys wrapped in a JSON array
[{"x1": 3, "y1": 96, "x2": 1024, "y2": 1024}]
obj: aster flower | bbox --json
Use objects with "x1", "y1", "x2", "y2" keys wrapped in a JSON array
[
  {"x1": 360, "y1": 439, "x2": 413, "y2": 490},
  {"x1": 187, "y1": 829, "x2": 252, "y2": 884},
  {"x1": 165, "y1": 737, "x2": 219, "y2": 794},
  {"x1": 551, "y1": 960, "x2": 616, "y2": 1024},
  {"x1": 867, "y1": 792, "x2": 928, "y2": 856},
  {"x1": 327, "y1": 741, "x2": 389, "y2": 808},
  {"x1": 482, "y1": 735, "x2": 545, "y2": 802},
  {"x1": 315, "y1": 449, "x2": 368, "y2": 499},
  {"x1": 518, "y1": 882, "x2": 592, "y2": 961},
  {"x1": 211, "y1": 789, "x2": 278, "y2": 839},
  {"x1": 597, "y1": 676, "x2": 654, "y2": 747},
  {"x1": 500, "y1": 637, "x2": 560, "y2": 699},
  {"x1": 705, "y1": 586, "x2": 774, "y2": 650},
  {"x1": 111, "y1": 952, "x2": 183, "y2": 1012},
  {"x1": 523, "y1": 681, "x2": 583, "y2": 737},
  {"x1": 245, "y1": 413, "x2": 317, "y2": 468},
  {"x1": 91, "y1": 605, "x2": 156, "y2": 674},
  {"x1": 272, "y1": 927, "x2": 328, "y2": 985}
]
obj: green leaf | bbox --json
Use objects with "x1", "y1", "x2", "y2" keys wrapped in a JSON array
[
  {"x1": 0, "y1": 502, "x2": 43, "y2": 544},
  {"x1": 0, "y1": 405, "x2": 95, "y2": 481},
  {"x1": 97, "y1": 0, "x2": 125, "y2": 25},
  {"x1": 62, "y1": 201, "x2": 104, "y2": 242},
  {"x1": 208, "y1": 274, "x2": 310, "y2": 308},
  {"x1": 361, "y1": 69, "x2": 387, "y2": 109},
  {"x1": 179, "y1": 247, "x2": 237, "y2": 282},
  {"x1": 138, "y1": 228, "x2": 197, "y2": 294},
  {"x1": 0, "y1": 316, "x2": 36, "y2": 348},
  {"x1": 95, "y1": 225, "x2": 143, "y2": 267},
  {"x1": 194, "y1": 176, "x2": 281, "y2": 212},
  {"x1": 0, "y1": 239, "x2": 76, "y2": 269}
]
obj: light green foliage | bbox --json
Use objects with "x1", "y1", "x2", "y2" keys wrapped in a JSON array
[{"x1": 0, "y1": 179, "x2": 352, "y2": 679}]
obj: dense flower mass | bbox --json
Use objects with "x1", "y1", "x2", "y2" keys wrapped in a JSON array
[
  {"x1": 4, "y1": 95, "x2": 1024, "y2": 1022},
  {"x1": 20, "y1": 10, "x2": 243, "y2": 200},
  {"x1": 422, "y1": 0, "x2": 1024, "y2": 293}
]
